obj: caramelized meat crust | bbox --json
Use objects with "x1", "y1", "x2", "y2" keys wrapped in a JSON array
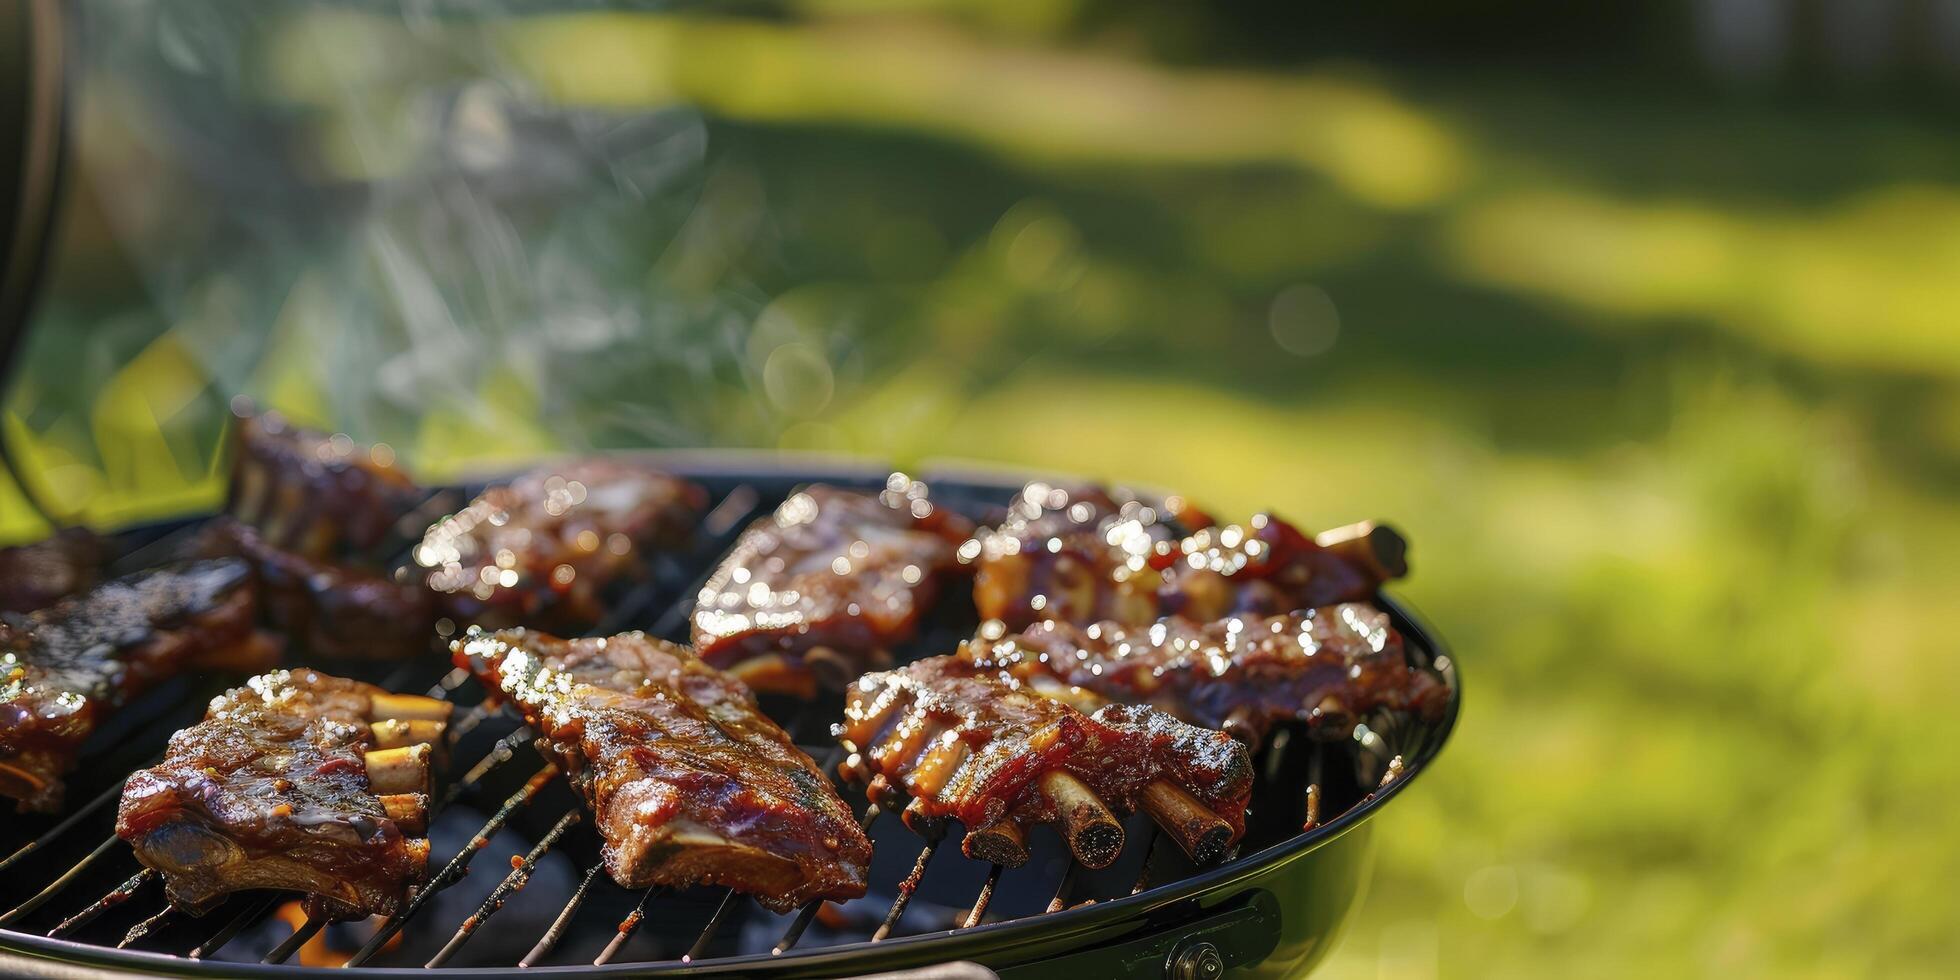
[
  {"x1": 419, "y1": 458, "x2": 707, "y2": 631},
  {"x1": 839, "y1": 656, "x2": 1251, "y2": 865},
  {"x1": 455, "y1": 627, "x2": 872, "y2": 912},
  {"x1": 970, "y1": 484, "x2": 1404, "y2": 631},
  {"x1": 963, "y1": 604, "x2": 1447, "y2": 747},
  {"x1": 0, "y1": 528, "x2": 104, "y2": 613},
  {"x1": 965, "y1": 482, "x2": 1181, "y2": 633},
  {"x1": 116, "y1": 670, "x2": 443, "y2": 919},
  {"x1": 1157, "y1": 515, "x2": 1401, "y2": 623},
  {"x1": 207, "y1": 520, "x2": 433, "y2": 660},
  {"x1": 692, "y1": 477, "x2": 974, "y2": 695},
  {"x1": 228, "y1": 410, "x2": 425, "y2": 562},
  {"x1": 0, "y1": 560, "x2": 268, "y2": 812},
  {"x1": 220, "y1": 411, "x2": 436, "y2": 658}
]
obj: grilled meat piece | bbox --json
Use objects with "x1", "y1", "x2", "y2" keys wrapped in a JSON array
[
  {"x1": 419, "y1": 459, "x2": 707, "y2": 632},
  {"x1": 965, "y1": 482, "x2": 1181, "y2": 633},
  {"x1": 1158, "y1": 516, "x2": 1405, "y2": 623},
  {"x1": 0, "y1": 528, "x2": 104, "y2": 613},
  {"x1": 455, "y1": 627, "x2": 873, "y2": 912},
  {"x1": 970, "y1": 482, "x2": 1406, "y2": 630},
  {"x1": 117, "y1": 669, "x2": 450, "y2": 919},
  {"x1": 227, "y1": 410, "x2": 425, "y2": 562},
  {"x1": 962, "y1": 604, "x2": 1447, "y2": 748},
  {"x1": 839, "y1": 656, "x2": 1252, "y2": 866},
  {"x1": 220, "y1": 410, "x2": 436, "y2": 658},
  {"x1": 692, "y1": 477, "x2": 973, "y2": 696},
  {"x1": 0, "y1": 560, "x2": 272, "y2": 812},
  {"x1": 207, "y1": 520, "x2": 433, "y2": 660}
]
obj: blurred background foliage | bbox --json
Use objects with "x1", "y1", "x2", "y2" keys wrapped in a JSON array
[{"x1": 5, "y1": 1, "x2": 1959, "y2": 976}]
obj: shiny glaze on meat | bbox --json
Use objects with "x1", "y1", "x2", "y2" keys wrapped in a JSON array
[
  {"x1": 1158, "y1": 514, "x2": 1395, "y2": 622},
  {"x1": 963, "y1": 604, "x2": 1448, "y2": 747},
  {"x1": 221, "y1": 410, "x2": 435, "y2": 659},
  {"x1": 840, "y1": 656, "x2": 1250, "y2": 840},
  {"x1": 0, "y1": 560, "x2": 265, "y2": 812},
  {"x1": 0, "y1": 528, "x2": 103, "y2": 613},
  {"x1": 692, "y1": 476, "x2": 973, "y2": 695},
  {"x1": 455, "y1": 627, "x2": 872, "y2": 911},
  {"x1": 419, "y1": 459, "x2": 707, "y2": 631},
  {"x1": 964, "y1": 482, "x2": 1181, "y2": 632},
  {"x1": 117, "y1": 670, "x2": 426, "y2": 919},
  {"x1": 208, "y1": 520, "x2": 433, "y2": 660},
  {"x1": 228, "y1": 410, "x2": 424, "y2": 561}
]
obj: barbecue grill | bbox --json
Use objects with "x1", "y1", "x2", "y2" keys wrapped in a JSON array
[{"x1": 0, "y1": 3, "x2": 1461, "y2": 976}]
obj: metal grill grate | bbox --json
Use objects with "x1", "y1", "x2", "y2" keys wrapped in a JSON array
[{"x1": 0, "y1": 461, "x2": 1454, "y2": 975}]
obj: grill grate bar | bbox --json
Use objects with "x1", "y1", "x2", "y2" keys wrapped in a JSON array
[
  {"x1": 425, "y1": 808, "x2": 582, "y2": 968},
  {"x1": 261, "y1": 912, "x2": 323, "y2": 964},
  {"x1": 1128, "y1": 828, "x2": 1161, "y2": 896},
  {"x1": 344, "y1": 763, "x2": 557, "y2": 968},
  {"x1": 189, "y1": 893, "x2": 277, "y2": 960},
  {"x1": 441, "y1": 702, "x2": 495, "y2": 748},
  {"x1": 438, "y1": 726, "x2": 533, "y2": 810},
  {"x1": 685, "y1": 889, "x2": 742, "y2": 962},
  {"x1": 425, "y1": 666, "x2": 472, "y2": 699},
  {"x1": 871, "y1": 838, "x2": 942, "y2": 943},
  {"x1": 962, "y1": 865, "x2": 1004, "y2": 928},
  {"x1": 646, "y1": 485, "x2": 762, "y2": 639},
  {"x1": 1044, "y1": 863, "x2": 1081, "y2": 915},
  {"x1": 0, "y1": 834, "x2": 123, "y2": 926},
  {"x1": 518, "y1": 862, "x2": 603, "y2": 968},
  {"x1": 593, "y1": 886, "x2": 659, "y2": 966},
  {"x1": 771, "y1": 898, "x2": 821, "y2": 955},
  {"x1": 116, "y1": 903, "x2": 175, "y2": 949},
  {"x1": 47, "y1": 868, "x2": 154, "y2": 938},
  {"x1": 0, "y1": 777, "x2": 128, "y2": 874},
  {"x1": 773, "y1": 803, "x2": 883, "y2": 955}
]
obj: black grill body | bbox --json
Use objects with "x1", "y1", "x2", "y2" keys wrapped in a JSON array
[{"x1": 0, "y1": 456, "x2": 1460, "y2": 978}]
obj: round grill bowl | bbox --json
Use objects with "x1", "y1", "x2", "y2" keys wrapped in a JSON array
[{"x1": 0, "y1": 455, "x2": 1461, "y2": 979}]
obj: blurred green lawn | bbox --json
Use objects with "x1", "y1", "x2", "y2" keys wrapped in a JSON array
[{"x1": 5, "y1": 6, "x2": 1959, "y2": 977}]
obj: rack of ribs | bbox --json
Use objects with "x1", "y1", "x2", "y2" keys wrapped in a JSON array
[
  {"x1": 962, "y1": 604, "x2": 1447, "y2": 749},
  {"x1": 116, "y1": 669, "x2": 450, "y2": 919},
  {"x1": 226, "y1": 409, "x2": 426, "y2": 561},
  {"x1": 207, "y1": 521, "x2": 431, "y2": 661},
  {"x1": 215, "y1": 409, "x2": 435, "y2": 659},
  {"x1": 455, "y1": 627, "x2": 873, "y2": 912},
  {"x1": 965, "y1": 482, "x2": 1184, "y2": 633},
  {"x1": 0, "y1": 527, "x2": 104, "y2": 613},
  {"x1": 418, "y1": 458, "x2": 707, "y2": 632},
  {"x1": 1158, "y1": 516, "x2": 1407, "y2": 623},
  {"x1": 838, "y1": 656, "x2": 1252, "y2": 867},
  {"x1": 692, "y1": 476, "x2": 974, "y2": 696},
  {"x1": 0, "y1": 560, "x2": 273, "y2": 812}
]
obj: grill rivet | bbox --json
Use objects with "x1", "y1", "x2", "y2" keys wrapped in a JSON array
[{"x1": 1168, "y1": 940, "x2": 1224, "y2": 980}]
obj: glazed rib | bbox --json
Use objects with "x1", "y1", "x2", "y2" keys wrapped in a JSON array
[
  {"x1": 0, "y1": 527, "x2": 104, "y2": 613},
  {"x1": 0, "y1": 560, "x2": 272, "y2": 812},
  {"x1": 227, "y1": 410, "x2": 425, "y2": 562},
  {"x1": 207, "y1": 520, "x2": 432, "y2": 661},
  {"x1": 455, "y1": 627, "x2": 872, "y2": 912},
  {"x1": 116, "y1": 670, "x2": 449, "y2": 919},
  {"x1": 692, "y1": 476, "x2": 973, "y2": 695},
  {"x1": 839, "y1": 656, "x2": 1252, "y2": 866},
  {"x1": 962, "y1": 604, "x2": 1447, "y2": 748},
  {"x1": 969, "y1": 481, "x2": 1403, "y2": 631},
  {"x1": 966, "y1": 482, "x2": 1182, "y2": 632},
  {"x1": 220, "y1": 410, "x2": 435, "y2": 659},
  {"x1": 1157, "y1": 516, "x2": 1406, "y2": 623},
  {"x1": 418, "y1": 458, "x2": 706, "y2": 631}
]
